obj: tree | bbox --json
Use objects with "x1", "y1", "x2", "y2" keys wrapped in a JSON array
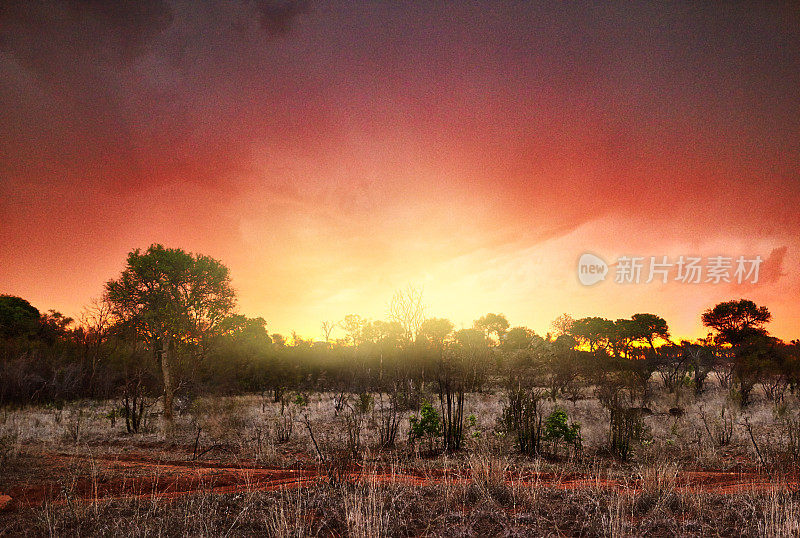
[
  {"x1": 321, "y1": 321, "x2": 335, "y2": 343},
  {"x1": 552, "y1": 333, "x2": 577, "y2": 352},
  {"x1": 340, "y1": 314, "x2": 367, "y2": 346},
  {"x1": 550, "y1": 313, "x2": 575, "y2": 337},
  {"x1": 474, "y1": 313, "x2": 510, "y2": 343},
  {"x1": 271, "y1": 333, "x2": 286, "y2": 347},
  {"x1": 417, "y1": 317, "x2": 454, "y2": 348},
  {"x1": 368, "y1": 320, "x2": 405, "y2": 348},
  {"x1": 503, "y1": 326, "x2": 537, "y2": 351},
  {"x1": 701, "y1": 299, "x2": 771, "y2": 346},
  {"x1": 39, "y1": 309, "x2": 74, "y2": 344},
  {"x1": 453, "y1": 328, "x2": 487, "y2": 349},
  {"x1": 389, "y1": 285, "x2": 426, "y2": 344},
  {"x1": 569, "y1": 317, "x2": 615, "y2": 352},
  {"x1": 681, "y1": 340, "x2": 715, "y2": 395},
  {"x1": 105, "y1": 244, "x2": 236, "y2": 421},
  {"x1": 219, "y1": 315, "x2": 271, "y2": 343},
  {"x1": 0, "y1": 295, "x2": 40, "y2": 339},
  {"x1": 76, "y1": 298, "x2": 116, "y2": 394},
  {"x1": 630, "y1": 313, "x2": 670, "y2": 353},
  {"x1": 702, "y1": 300, "x2": 774, "y2": 407}
]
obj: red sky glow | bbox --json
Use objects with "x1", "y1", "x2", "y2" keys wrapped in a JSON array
[{"x1": 1, "y1": 1, "x2": 798, "y2": 340}]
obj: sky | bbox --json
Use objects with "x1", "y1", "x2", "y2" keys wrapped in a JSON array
[{"x1": 1, "y1": 1, "x2": 798, "y2": 341}]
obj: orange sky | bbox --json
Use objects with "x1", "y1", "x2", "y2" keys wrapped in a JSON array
[{"x1": 1, "y1": 2, "x2": 798, "y2": 341}]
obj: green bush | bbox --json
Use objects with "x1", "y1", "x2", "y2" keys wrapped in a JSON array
[
  {"x1": 409, "y1": 400, "x2": 441, "y2": 450},
  {"x1": 467, "y1": 413, "x2": 482, "y2": 439},
  {"x1": 543, "y1": 408, "x2": 581, "y2": 457}
]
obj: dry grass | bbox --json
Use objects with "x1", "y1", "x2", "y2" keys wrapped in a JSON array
[
  {"x1": 2, "y1": 467, "x2": 799, "y2": 536},
  {"x1": 1, "y1": 380, "x2": 799, "y2": 536}
]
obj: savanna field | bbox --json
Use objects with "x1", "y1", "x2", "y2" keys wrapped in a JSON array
[{"x1": 2, "y1": 255, "x2": 800, "y2": 536}]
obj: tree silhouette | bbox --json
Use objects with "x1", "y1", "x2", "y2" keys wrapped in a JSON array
[
  {"x1": 503, "y1": 326, "x2": 538, "y2": 351},
  {"x1": 321, "y1": 321, "x2": 335, "y2": 343},
  {"x1": 389, "y1": 285, "x2": 425, "y2": 344},
  {"x1": 474, "y1": 313, "x2": 510, "y2": 343},
  {"x1": 702, "y1": 299, "x2": 774, "y2": 407},
  {"x1": 701, "y1": 299, "x2": 771, "y2": 346},
  {"x1": 418, "y1": 317, "x2": 454, "y2": 348},
  {"x1": 550, "y1": 313, "x2": 575, "y2": 337},
  {"x1": 630, "y1": 313, "x2": 670, "y2": 353},
  {"x1": 569, "y1": 317, "x2": 614, "y2": 352},
  {"x1": 340, "y1": 314, "x2": 366, "y2": 346},
  {"x1": 0, "y1": 295, "x2": 41, "y2": 339}
]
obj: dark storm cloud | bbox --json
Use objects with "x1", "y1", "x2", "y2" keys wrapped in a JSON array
[
  {"x1": 254, "y1": 0, "x2": 309, "y2": 35},
  {"x1": 0, "y1": 0, "x2": 321, "y2": 196},
  {"x1": 0, "y1": 0, "x2": 176, "y2": 192},
  {"x1": 0, "y1": 0, "x2": 174, "y2": 63},
  {"x1": 0, "y1": 1, "x2": 798, "y2": 222},
  {"x1": 68, "y1": 0, "x2": 174, "y2": 60}
]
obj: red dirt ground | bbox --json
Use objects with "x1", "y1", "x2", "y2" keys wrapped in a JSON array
[{"x1": 2, "y1": 452, "x2": 797, "y2": 511}]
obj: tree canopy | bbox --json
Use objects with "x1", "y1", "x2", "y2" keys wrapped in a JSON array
[
  {"x1": 474, "y1": 313, "x2": 510, "y2": 341},
  {"x1": 105, "y1": 244, "x2": 236, "y2": 345},
  {"x1": 0, "y1": 295, "x2": 40, "y2": 338},
  {"x1": 701, "y1": 299, "x2": 771, "y2": 345},
  {"x1": 418, "y1": 317, "x2": 455, "y2": 348}
]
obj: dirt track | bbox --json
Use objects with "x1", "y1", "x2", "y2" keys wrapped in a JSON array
[{"x1": 2, "y1": 452, "x2": 798, "y2": 511}]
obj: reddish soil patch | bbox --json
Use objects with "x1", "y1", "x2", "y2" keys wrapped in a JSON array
[{"x1": 2, "y1": 452, "x2": 797, "y2": 510}]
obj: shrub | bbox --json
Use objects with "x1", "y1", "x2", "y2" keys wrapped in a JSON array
[
  {"x1": 543, "y1": 408, "x2": 581, "y2": 457},
  {"x1": 501, "y1": 388, "x2": 545, "y2": 456},
  {"x1": 356, "y1": 392, "x2": 373, "y2": 414},
  {"x1": 700, "y1": 406, "x2": 735, "y2": 447},
  {"x1": 609, "y1": 407, "x2": 647, "y2": 461},
  {"x1": 0, "y1": 430, "x2": 19, "y2": 463},
  {"x1": 467, "y1": 413, "x2": 482, "y2": 439},
  {"x1": 275, "y1": 410, "x2": 293, "y2": 445},
  {"x1": 409, "y1": 400, "x2": 441, "y2": 451}
]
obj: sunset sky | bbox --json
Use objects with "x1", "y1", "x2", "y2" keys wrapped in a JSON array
[{"x1": 1, "y1": 1, "x2": 798, "y2": 341}]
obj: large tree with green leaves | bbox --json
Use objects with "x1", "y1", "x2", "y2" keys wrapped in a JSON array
[{"x1": 105, "y1": 244, "x2": 236, "y2": 420}]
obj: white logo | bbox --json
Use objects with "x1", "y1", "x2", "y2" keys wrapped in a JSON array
[{"x1": 578, "y1": 253, "x2": 608, "y2": 286}]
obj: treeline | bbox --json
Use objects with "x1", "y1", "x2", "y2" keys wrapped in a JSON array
[
  {"x1": 1, "y1": 245, "x2": 799, "y2": 421},
  {"x1": 2, "y1": 293, "x2": 799, "y2": 409}
]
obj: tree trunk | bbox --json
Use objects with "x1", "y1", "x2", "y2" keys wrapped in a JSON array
[{"x1": 160, "y1": 336, "x2": 174, "y2": 422}]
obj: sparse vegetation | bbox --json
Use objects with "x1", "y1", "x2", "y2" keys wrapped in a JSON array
[{"x1": 2, "y1": 260, "x2": 800, "y2": 535}]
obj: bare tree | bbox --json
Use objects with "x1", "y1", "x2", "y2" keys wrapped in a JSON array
[
  {"x1": 550, "y1": 313, "x2": 575, "y2": 337},
  {"x1": 389, "y1": 285, "x2": 426, "y2": 343},
  {"x1": 77, "y1": 298, "x2": 115, "y2": 392},
  {"x1": 321, "y1": 321, "x2": 335, "y2": 343},
  {"x1": 339, "y1": 314, "x2": 366, "y2": 346},
  {"x1": 79, "y1": 297, "x2": 114, "y2": 336}
]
